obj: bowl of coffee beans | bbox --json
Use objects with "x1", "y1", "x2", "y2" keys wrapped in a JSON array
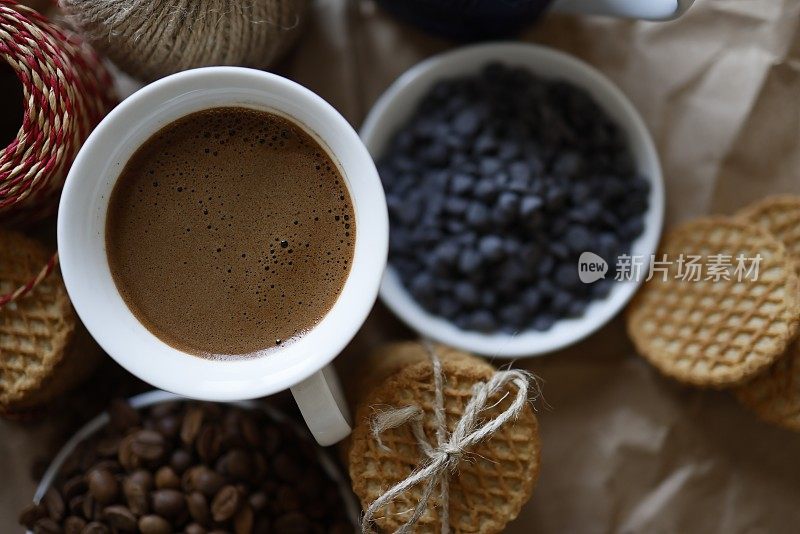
[
  {"x1": 362, "y1": 42, "x2": 663, "y2": 357},
  {"x1": 19, "y1": 391, "x2": 359, "y2": 533}
]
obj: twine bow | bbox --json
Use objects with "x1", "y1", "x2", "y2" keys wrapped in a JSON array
[{"x1": 362, "y1": 341, "x2": 538, "y2": 534}]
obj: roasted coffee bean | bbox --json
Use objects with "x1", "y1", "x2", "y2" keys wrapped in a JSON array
[
  {"x1": 122, "y1": 476, "x2": 149, "y2": 516},
  {"x1": 128, "y1": 469, "x2": 154, "y2": 490},
  {"x1": 170, "y1": 449, "x2": 192, "y2": 474},
  {"x1": 87, "y1": 469, "x2": 118, "y2": 505},
  {"x1": 156, "y1": 414, "x2": 180, "y2": 439},
  {"x1": 199, "y1": 402, "x2": 223, "y2": 419},
  {"x1": 221, "y1": 411, "x2": 247, "y2": 449},
  {"x1": 211, "y1": 485, "x2": 241, "y2": 522},
  {"x1": 155, "y1": 466, "x2": 181, "y2": 490},
  {"x1": 137, "y1": 515, "x2": 172, "y2": 534},
  {"x1": 19, "y1": 502, "x2": 47, "y2": 528},
  {"x1": 217, "y1": 449, "x2": 251, "y2": 481},
  {"x1": 234, "y1": 504, "x2": 254, "y2": 534},
  {"x1": 240, "y1": 415, "x2": 261, "y2": 448},
  {"x1": 81, "y1": 494, "x2": 98, "y2": 521},
  {"x1": 196, "y1": 425, "x2": 222, "y2": 463},
  {"x1": 130, "y1": 430, "x2": 166, "y2": 462},
  {"x1": 117, "y1": 434, "x2": 139, "y2": 471},
  {"x1": 33, "y1": 517, "x2": 62, "y2": 534},
  {"x1": 248, "y1": 492, "x2": 268, "y2": 513},
  {"x1": 102, "y1": 505, "x2": 137, "y2": 532},
  {"x1": 63, "y1": 515, "x2": 86, "y2": 534},
  {"x1": 181, "y1": 407, "x2": 204, "y2": 445},
  {"x1": 185, "y1": 524, "x2": 207, "y2": 534},
  {"x1": 150, "y1": 401, "x2": 181, "y2": 418},
  {"x1": 92, "y1": 459, "x2": 122, "y2": 475},
  {"x1": 183, "y1": 466, "x2": 225, "y2": 497},
  {"x1": 43, "y1": 488, "x2": 66, "y2": 522},
  {"x1": 151, "y1": 489, "x2": 186, "y2": 519},
  {"x1": 82, "y1": 521, "x2": 109, "y2": 534},
  {"x1": 186, "y1": 492, "x2": 210, "y2": 526},
  {"x1": 94, "y1": 437, "x2": 121, "y2": 458},
  {"x1": 62, "y1": 475, "x2": 88, "y2": 501},
  {"x1": 19, "y1": 401, "x2": 353, "y2": 533}
]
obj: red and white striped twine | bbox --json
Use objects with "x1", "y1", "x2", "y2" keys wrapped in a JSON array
[
  {"x1": 0, "y1": 0, "x2": 116, "y2": 307},
  {"x1": 0, "y1": 251, "x2": 58, "y2": 309}
]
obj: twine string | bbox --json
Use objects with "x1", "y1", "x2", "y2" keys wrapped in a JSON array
[
  {"x1": 60, "y1": 0, "x2": 306, "y2": 81},
  {"x1": 362, "y1": 342, "x2": 537, "y2": 534},
  {"x1": 0, "y1": 1, "x2": 116, "y2": 222},
  {"x1": 0, "y1": 252, "x2": 58, "y2": 309}
]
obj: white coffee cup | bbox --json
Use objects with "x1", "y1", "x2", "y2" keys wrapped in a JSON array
[{"x1": 57, "y1": 67, "x2": 388, "y2": 446}]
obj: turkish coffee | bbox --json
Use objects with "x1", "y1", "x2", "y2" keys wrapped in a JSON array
[{"x1": 106, "y1": 107, "x2": 355, "y2": 359}]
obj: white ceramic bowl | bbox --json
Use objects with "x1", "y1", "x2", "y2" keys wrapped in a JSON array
[
  {"x1": 361, "y1": 42, "x2": 664, "y2": 358},
  {"x1": 27, "y1": 391, "x2": 361, "y2": 533}
]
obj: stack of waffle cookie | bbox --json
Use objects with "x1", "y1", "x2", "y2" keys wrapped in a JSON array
[
  {"x1": 348, "y1": 342, "x2": 541, "y2": 534},
  {"x1": 0, "y1": 230, "x2": 102, "y2": 418},
  {"x1": 627, "y1": 196, "x2": 800, "y2": 431}
]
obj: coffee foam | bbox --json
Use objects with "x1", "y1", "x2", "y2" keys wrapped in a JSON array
[{"x1": 106, "y1": 108, "x2": 355, "y2": 358}]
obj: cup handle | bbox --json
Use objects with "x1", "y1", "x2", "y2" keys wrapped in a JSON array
[{"x1": 290, "y1": 365, "x2": 352, "y2": 446}]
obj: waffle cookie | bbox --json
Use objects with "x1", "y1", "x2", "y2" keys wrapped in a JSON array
[
  {"x1": 626, "y1": 217, "x2": 800, "y2": 388},
  {"x1": 348, "y1": 342, "x2": 540, "y2": 534},
  {"x1": 0, "y1": 230, "x2": 100, "y2": 415},
  {"x1": 735, "y1": 339, "x2": 800, "y2": 431},
  {"x1": 738, "y1": 195, "x2": 800, "y2": 274}
]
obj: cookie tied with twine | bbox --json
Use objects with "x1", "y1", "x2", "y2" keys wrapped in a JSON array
[
  {"x1": 0, "y1": 230, "x2": 102, "y2": 418},
  {"x1": 60, "y1": 0, "x2": 310, "y2": 82},
  {"x1": 626, "y1": 217, "x2": 800, "y2": 388},
  {"x1": 348, "y1": 341, "x2": 541, "y2": 534}
]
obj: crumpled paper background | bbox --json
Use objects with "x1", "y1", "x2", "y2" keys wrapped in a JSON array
[{"x1": 3, "y1": 0, "x2": 800, "y2": 531}]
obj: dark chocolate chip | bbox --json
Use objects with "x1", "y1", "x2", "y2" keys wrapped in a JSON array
[
  {"x1": 449, "y1": 173, "x2": 474, "y2": 195},
  {"x1": 478, "y1": 235, "x2": 504, "y2": 262},
  {"x1": 452, "y1": 109, "x2": 481, "y2": 138}
]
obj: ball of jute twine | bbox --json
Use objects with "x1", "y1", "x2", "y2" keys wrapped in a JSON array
[
  {"x1": 362, "y1": 340, "x2": 541, "y2": 534},
  {"x1": 0, "y1": 1, "x2": 116, "y2": 307},
  {"x1": 60, "y1": 0, "x2": 310, "y2": 81}
]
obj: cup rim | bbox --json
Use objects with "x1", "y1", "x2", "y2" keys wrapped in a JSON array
[
  {"x1": 58, "y1": 67, "x2": 388, "y2": 399},
  {"x1": 361, "y1": 42, "x2": 664, "y2": 358}
]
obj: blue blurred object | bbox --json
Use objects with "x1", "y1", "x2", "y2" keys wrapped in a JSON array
[{"x1": 375, "y1": 0, "x2": 553, "y2": 40}]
